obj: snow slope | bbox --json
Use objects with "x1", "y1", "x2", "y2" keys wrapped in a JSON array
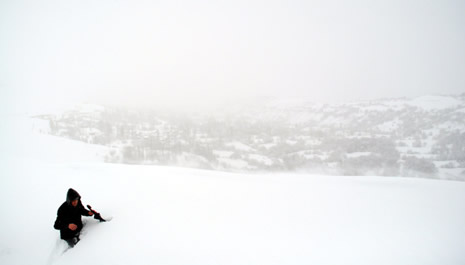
[{"x1": 1, "y1": 117, "x2": 465, "y2": 265}]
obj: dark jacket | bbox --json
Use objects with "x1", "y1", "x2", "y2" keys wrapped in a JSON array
[{"x1": 54, "y1": 188, "x2": 91, "y2": 239}]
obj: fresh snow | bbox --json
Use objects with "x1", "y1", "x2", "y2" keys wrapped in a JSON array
[{"x1": 1, "y1": 117, "x2": 465, "y2": 265}]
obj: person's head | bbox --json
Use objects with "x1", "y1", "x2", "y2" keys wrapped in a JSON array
[
  {"x1": 71, "y1": 199, "x2": 79, "y2": 207},
  {"x1": 66, "y1": 188, "x2": 81, "y2": 207}
]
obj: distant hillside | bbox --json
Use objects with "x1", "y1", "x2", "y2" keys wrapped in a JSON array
[{"x1": 33, "y1": 94, "x2": 465, "y2": 180}]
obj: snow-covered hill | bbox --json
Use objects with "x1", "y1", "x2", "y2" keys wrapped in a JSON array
[
  {"x1": 1, "y1": 116, "x2": 465, "y2": 265},
  {"x1": 34, "y1": 94, "x2": 465, "y2": 180}
]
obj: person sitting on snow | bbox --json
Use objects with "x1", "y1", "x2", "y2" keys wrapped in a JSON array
[{"x1": 54, "y1": 188, "x2": 94, "y2": 247}]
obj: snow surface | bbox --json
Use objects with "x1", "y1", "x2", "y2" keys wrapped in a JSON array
[{"x1": 1, "y1": 117, "x2": 465, "y2": 265}]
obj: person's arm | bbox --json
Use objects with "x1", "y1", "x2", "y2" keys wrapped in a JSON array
[
  {"x1": 54, "y1": 206, "x2": 66, "y2": 230},
  {"x1": 78, "y1": 201, "x2": 94, "y2": 216}
]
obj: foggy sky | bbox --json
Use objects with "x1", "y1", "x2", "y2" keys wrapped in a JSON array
[{"x1": 1, "y1": 0, "x2": 464, "y2": 112}]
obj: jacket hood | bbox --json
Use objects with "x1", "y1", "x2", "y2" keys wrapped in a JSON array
[{"x1": 66, "y1": 188, "x2": 81, "y2": 205}]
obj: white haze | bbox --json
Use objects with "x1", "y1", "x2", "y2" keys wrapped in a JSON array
[{"x1": 1, "y1": 0, "x2": 465, "y2": 113}]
